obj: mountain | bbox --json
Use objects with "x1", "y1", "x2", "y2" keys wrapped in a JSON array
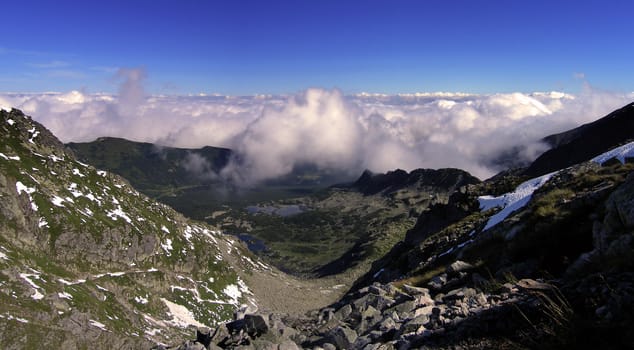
[
  {"x1": 524, "y1": 102, "x2": 634, "y2": 176},
  {"x1": 66, "y1": 137, "x2": 232, "y2": 194},
  {"x1": 0, "y1": 109, "x2": 270, "y2": 348}
]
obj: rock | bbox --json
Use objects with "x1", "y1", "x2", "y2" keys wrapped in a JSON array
[
  {"x1": 413, "y1": 305, "x2": 434, "y2": 318},
  {"x1": 401, "y1": 315, "x2": 429, "y2": 334},
  {"x1": 334, "y1": 304, "x2": 352, "y2": 320},
  {"x1": 516, "y1": 279, "x2": 552, "y2": 291},
  {"x1": 444, "y1": 287, "x2": 477, "y2": 301},
  {"x1": 327, "y1": 326, "x2": 358, "y2": 349},
  {"x1": 244, "y1": 314, "x2": 270, "y2": 337},
  {"x1": 322, "y1": 343, "x2": 337, "y2": 350},
  {"x1": 385, "y1": 300, "x2": 417, "y2": 317},
  {"x1": 253, "y1": 340, "x2": 278, "y2": 350},
  {"x1": 353, "y1": 293, "x2": 395, "y2": 311},
  {"x1": 447, "y1": 260, "x2": 474, "y2": 273},
  {"x1": 414, "y1": 294, "x2": 435, "y2": 307},
  {"x1": 378, "y1": 317, "x2": 397, "y2": 332},
  {"x1": 176, "y1": 340, "x2": 206, "y2": 350},
  {"x1": 235, "y1": 304, "x2": 259, "y2": 320},
  {"x1": 278, "y1": 340, "x2": 300, "y2": 350},
  {"x1": 353, "y1": 335, "x2": 372, "y2": 349},
  {"x1": 196, "y1": 327, "x2": 212, "y2": 347},
  {"x1": 208, "y1": 344, "x2": 224, "y2": 350},
  {"x1": 401, "y1": 284, "x2": 430, "y2": 296},
  {"x1": 428, "y1": 274, "x2": 447, "y2": 290},
  {"x1": 210, "y1": 324, "x2": 230, "y2": 344}
]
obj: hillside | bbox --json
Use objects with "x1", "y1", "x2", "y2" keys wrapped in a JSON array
[
  {"x1": 0, "y1": 109, "x2": 271, "y2": 348},
  {"x1": 524, "y1": 102, "x2": 634, "y2": 176}
]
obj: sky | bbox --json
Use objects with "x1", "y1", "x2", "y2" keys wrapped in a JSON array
[{"x1": 1, "y1": 0, "x2": 634, "y2": 95}]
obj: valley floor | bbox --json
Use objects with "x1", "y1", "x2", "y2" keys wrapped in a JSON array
[{"x1": 243, "y1": 263, "x2": 368, "y2": 316}]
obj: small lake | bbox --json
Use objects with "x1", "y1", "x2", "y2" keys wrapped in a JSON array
[
  {"x1": 245, "y1": 204, "x2": 306, "y2": 217},
  {"x1": 235, "y1": 233, "x2": 268, "y2": 253}
]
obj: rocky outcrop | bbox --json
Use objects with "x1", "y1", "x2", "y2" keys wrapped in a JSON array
[{"x1": 350, "y1": 168, "x2": 480, "y2": 197}]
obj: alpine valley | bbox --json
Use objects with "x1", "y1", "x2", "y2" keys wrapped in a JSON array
[{"x1": 1, "y1": 102, "x2": 634, "y2": 350}]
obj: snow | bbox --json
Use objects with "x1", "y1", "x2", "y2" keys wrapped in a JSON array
[
  {"x1": 135, "y1": 296, "x2": 149, "y2": 304},
  {"x1": 51, "y1": 195, "x2": 66, "y2": 207},
  {"x1": 161, "y1": 238, "x2": 173, "y2": 255},
  {"x1": 160, "y1": 298, "x2": 207, "y2": 328},
  {"x1": 106, "y1": 206, "x2": 133, "y2": 223},
  {"x1": 0, "y1": 251, "x2": 8, "y2": 260},
  {"x1": 478, "y1": 171, "x2": 557, "y2": 231},
  {"x1": 19, "y1": 273, "x2": 44, "y2": 300},
  {"x1": 592, "y1": 141, "x2": 634, "y2": 165},
  {"x1": 223, "y1": 284, "x2": 242, "y2": 305},
  {"x1": 89, "y1": 319, "x2": 109, "y2": 331},
  {"x1": 15, "y1": 181, "x2": 38, "y2": 211},
  {"x1": 15, "y1": 181, "x2": 35, "y2": 195},
  {"x1": 49, "y1": 154, "x2": 64, "y2": 162},
  {"x1": 97, "y1": 170, "x2": 107, "y2": 177},
  {"x1": 7, "y1": 118, "x2": 15, "y2": 125},
  {"x1": 38, "y1": 217, "x2": 49, "y2": 228},
  {"x1": 0, "y1": 152, "x2": 19, "y2": 161},
  {"x1": 72, "y1": 168, "x2": 86, "y2": 177},
  {"x1": 58, "y1": 292, "x2": 73, "y2": 299},
  {"x1": 161, "y1": 225, "x2": 170, "y2": 234}
]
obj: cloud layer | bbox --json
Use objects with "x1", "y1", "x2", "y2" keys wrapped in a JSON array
[{"x1": 1, "y1": 72, "x2": 633, "y2": 183}]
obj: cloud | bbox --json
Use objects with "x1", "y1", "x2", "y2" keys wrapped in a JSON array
[
  {"x1": 181, "y1": 152, "x2": 219, "y2": 181},
  {"x1": 2, "y1": 78, "x2": 633, "y2": 184},
  {"x1": 27, "y1": 61, "x2": 70, "y2": 69}
]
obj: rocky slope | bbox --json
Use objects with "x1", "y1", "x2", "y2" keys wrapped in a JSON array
[{"x1": 0, "y1": 109, "x2": 275, "y2": 348}]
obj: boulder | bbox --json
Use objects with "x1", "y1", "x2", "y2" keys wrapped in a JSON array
[{"x1": 326, "y1": 326, "x2": 358, "y2": 349}]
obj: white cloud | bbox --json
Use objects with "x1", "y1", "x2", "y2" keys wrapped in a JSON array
[{"x1": 2, "y1": 78, "x2": 632, "y2": 183}]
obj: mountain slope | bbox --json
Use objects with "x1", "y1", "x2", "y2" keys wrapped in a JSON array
[
  {"x1": 0, "y1": 109, "x2": 267, "y2": 348},
  {"x1": 66, "y1": 137, "x2": 232, "y2": 195},
  {"x1": 524, "y1": 102, "x2": 634, "y2": 176}
]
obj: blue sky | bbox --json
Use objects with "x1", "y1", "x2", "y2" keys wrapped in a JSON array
[{"x1": 1, "y1": 0, "x2": 633, "y2": 95}]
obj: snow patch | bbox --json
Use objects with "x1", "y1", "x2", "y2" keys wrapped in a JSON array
[
  {"x1": 592, "y1": 141, "x2": 634, "y2": 165},
  {"x1": 72, "y1": 168, "x2": 86, "y2": 177},
  {"x1": 135, "y1": 296, "x2": 149, "y2": 304},
  {"x1": 58, "y1": 292, "x2": 73, "y2": 299},
  {"x1": 106, "y1": 205, "x2": 132, "y2": 223},
  {"x1": 6, "y1": 118, "x2": 15, "y2": 125},
  {"x1": 38, "y1": 217, "x2": 48, "y2": 228},
  {"x1": 478, "y1": 171, "x2": 557, "y2": 231},
  {"x1": 19, "y1": 273, "x2": 44, "y2": 300},
  {"x1": 161, "y1": 238, "x2": 173, "y2": 255},
  {"x1": 51, "y1": 195, "x2": 66, "y2": 207},
  {"x1": 15, "y1": 181, "x2": 37, "y2": 211},
  {"x1": 89, "y1": 319, "x2": 109, "y2": 331}
]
